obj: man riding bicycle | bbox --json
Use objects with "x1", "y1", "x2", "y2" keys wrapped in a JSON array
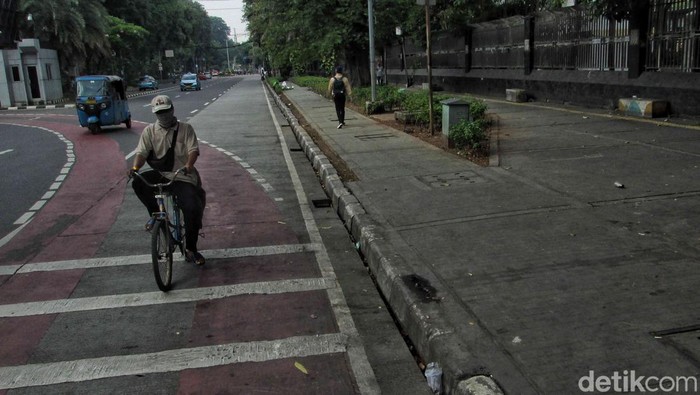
[{"x1": 128, "y1": 95, "x2": 206, "y2": 265}]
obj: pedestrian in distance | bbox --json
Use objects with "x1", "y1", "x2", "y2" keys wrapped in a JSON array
[
  {"x1": 376, "y1": 65, "x2": 384, "y2": 85},
  {"x1": 328, "y1": 66, "x2": 352, "y2": 129},
  {"x1": 128, "y1": 95, "x2": 207, "y2": 266}
]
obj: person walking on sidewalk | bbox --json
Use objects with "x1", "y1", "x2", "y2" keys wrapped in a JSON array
[
  {"x1": 128, "y1": 95, "x2": 207, "y2": 266},
  {"x1": 328, "y1": 66, "x2": 352, "y2": 129}
]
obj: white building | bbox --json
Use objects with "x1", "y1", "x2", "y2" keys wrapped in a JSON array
[{"x1": 0, "y1": 39, "x2": 63, "y2": 107}]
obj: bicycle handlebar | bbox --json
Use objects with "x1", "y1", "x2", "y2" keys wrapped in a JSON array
[{"x1": 132, "y1": 168, "x2": 187, "y2": 189}]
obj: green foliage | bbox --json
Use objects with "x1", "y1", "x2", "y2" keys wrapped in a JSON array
[
  {"x1": 290, "y1": 76, "x2": 330, "y2": 97},
  {"x1": 469, "y1": 99, "x2": 488, "y2": 120},
  {"x1": 268, "y1": 77, "x2": 283, "y2": 94},
  {"x1": 449, "y1": 118, "x2": 488, "y2": 150},
  {"x1": 400, "y1": 90, "x2": 450, "y2": 126}
]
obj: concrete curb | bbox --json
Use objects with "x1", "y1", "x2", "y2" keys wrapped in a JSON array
[{"x1": 267, "y1": 84, "x2": 505, "y2": 395}]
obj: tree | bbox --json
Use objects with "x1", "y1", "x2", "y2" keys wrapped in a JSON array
[{"x1": 18, "y1": 0, "x2": 111, "y2": 77}]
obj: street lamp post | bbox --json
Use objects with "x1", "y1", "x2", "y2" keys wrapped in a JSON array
[
  {"x1": 368, "y1": 0, "x2": 377, "y2": 102},
  {"x1": 419, "y1": 0, "x2": 435, "y2": 135},
  {"x1": 396, "y1": 26, "x2": 410, "y2": 88}
]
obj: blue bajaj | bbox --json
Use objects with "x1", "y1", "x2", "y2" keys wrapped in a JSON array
[{"x1": 76, "y1": 75, "x2": 132, "y2": 134}]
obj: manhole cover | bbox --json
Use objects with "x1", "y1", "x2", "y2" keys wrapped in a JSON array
[{"x1": 418, "y1": 171, "x2": 485, "y2": 188}]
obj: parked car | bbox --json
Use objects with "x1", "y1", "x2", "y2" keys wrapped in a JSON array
[
  {"x1": 197, "y1": 72, "x2": 207, "y2": 80},
  {"x1": 180, "y1": 73, "x2": 201, "y2": 91},
  {"x1": 138, "y1": 75, "x2": 158, "y2": 91},
  {"x1": 204, "y1": 72, "x2": 212, "y2": 79}
]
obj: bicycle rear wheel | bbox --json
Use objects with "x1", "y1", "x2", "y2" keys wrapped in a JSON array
[{"x1": 151, "y1": 219, "x2": 173, "y2": 291}]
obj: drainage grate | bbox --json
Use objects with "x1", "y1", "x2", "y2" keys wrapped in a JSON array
[
  {"x1": 418, "y1": 171, "x2": 486, "y2": 188},
  {"x1": 311, "y1": 198, "x2": 332, "y2": 208},
  {"x1": 354, "y1": 133, "x2": 397, "y2": 141}
]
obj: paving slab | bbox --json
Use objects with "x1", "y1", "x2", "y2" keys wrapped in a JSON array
[{"x1": 279, "y1": 83, "x2": 700, "y2": 394}]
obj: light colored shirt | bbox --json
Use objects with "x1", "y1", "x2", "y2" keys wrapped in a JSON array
[
  {"x1": 135, "y1": 121, "x2": 200, "y2": 186},
  {"x1": 327, "y1": 74, "x2": 352, "y2": 96}
]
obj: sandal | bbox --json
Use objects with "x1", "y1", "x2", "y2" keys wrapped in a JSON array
[
  {"x1": 144, "y1": 218, "x2": 156, "y2": 231},
  {"x1": 186, "y1": 250, "x2": 206, "y2": 266}
]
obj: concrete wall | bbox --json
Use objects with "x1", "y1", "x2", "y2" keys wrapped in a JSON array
[{"x1": 387, "y1": 68, "x2": 700, "y2": 117}]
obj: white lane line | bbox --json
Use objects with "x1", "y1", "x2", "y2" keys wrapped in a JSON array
[
  {"x1": 0, "y1": 333, "x2": 347, "y2": 390},
  {"x1": 13, "y1": 212, "x2": 34, "y2": 225},
  {"x1": 0, "y1": 124, "x2": 73, "y2": 246},
  {"x1": 0, "y1": 221, "x2": 32, "y2": 251},
  {"x1": 204, "y1": 102, "x2": 210, "y2": 106},
  {"x1": 262, "y1": 85, "x2": 380, "y2": 394},
  {"x1": 0, "y1": 149, "x2": 13, "y2": 155},
  {"x1": 3, "y1": 243, "x2": 320, "y2": 275},
  {"x1": 190, "y1": 109, "x2": 199, "y2": 114},
  {"x1": 0, "y1": 277, "x2": 335, "y2": 318}
]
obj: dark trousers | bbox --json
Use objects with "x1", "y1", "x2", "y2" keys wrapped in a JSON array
[
  {"x1": 333, "y1": 93, "x2": 346, "y2": 124},
  {"x1": 132, "y1": 170, "x2": 204, "y2": 253}
]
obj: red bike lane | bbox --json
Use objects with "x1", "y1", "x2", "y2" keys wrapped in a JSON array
[{"x1": 0, "y1": 117, "x2": 371, "y2": 393}]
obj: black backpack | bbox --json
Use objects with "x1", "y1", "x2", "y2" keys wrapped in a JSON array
[{"x1": 332, "y1": 77, "x2": 345, "y2": 96}]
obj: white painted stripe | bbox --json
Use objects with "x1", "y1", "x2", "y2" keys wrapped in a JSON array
[
  {"x1": 0, "y1": 221, "x2": 32, "y2": 251},
  {"x1": 247, "y1": 168, "x2": 258, "y2": 175},
  {"x1": 232, "y1": 156, "x2": 242, "y2": 161},
  {"x1": 262, "y1": 183, "x2": 274, "y2": 192},
  {"x1": 41, "y1": 191, "x2": 55, "y2": 200},
  {"x1": 190, "y1": 109, "x2": 199, "y2": 114},
  {"x1": 262, "y1": 86, "x2": 380, "y2": 394},
  {"x1": 0, "y1": 123, "x2": 73, "y2": 248},
  {"x1": 216, "y1": 147, "x2": 226, "y2": 152},
  {"x1": 204, "y1": 102, "x2": 210, "y2": 106},
  {"x1": 125, "y1": 150, "x2": 137, "y2": 160},
  {"x1": 274, "y1": 197, "x2": 284, "y2": 202},
  {"x1": 0, "y1": 333, "x2": 347, "y2": 390},
  {"x1": 0, "y1": 149, "x2": 13, "y2": 155},
  {"x1": 239, "y1": 161, "x2": 250, "y2": 168},
  {"x1": 29, "y1": 200, "x2": 46, "y2": 211},
  {"x1": 15, "y1": 244, "x2": 320, "y2": 274},
  {"x1": 0, "y1": 277, "x2": 334, "y2": 318},
  {"x1": 13, "y1": 212, "x2": 34, "y2": 225}
]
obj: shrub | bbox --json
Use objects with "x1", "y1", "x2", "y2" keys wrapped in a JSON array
[
  {"x1": 449, "y1": 118, "x2": 488, "y2": 150},
  {"x1": 469, "y1": 99, "x2": 488, "y2": 120},
  {"x1": 291, "y1": 76, "x2": 330, "y2": 97},
  {"x1": 268, "y1": 77, "x2": 282, "y2": 94},
  {"x1": 400, "y1": 90, "x2": 450, "y2": 126}
]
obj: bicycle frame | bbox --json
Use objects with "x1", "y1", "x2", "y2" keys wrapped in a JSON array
[{"x1": 132, "y1": 168, "x2": 187, "y2": 291}]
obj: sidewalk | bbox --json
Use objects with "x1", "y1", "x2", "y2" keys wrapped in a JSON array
[{"x1": 271, "y1": 83, "x2": 700, "y2": 394}]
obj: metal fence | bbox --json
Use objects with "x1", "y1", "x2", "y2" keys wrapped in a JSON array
[
  {"x1": 647, "y1": 0, "x2": 700, "y2": 71},
  {"x1": 471, "y1": 17, "x2": 525, "y2": 69},
  {"x1": 385, "y1": 0, "x2": 699, "y2": 74},
  {"x1": 533, "y1": 8, "x2": 629, "y2": 71}
]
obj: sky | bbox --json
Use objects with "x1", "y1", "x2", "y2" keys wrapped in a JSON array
[{"x1": 195, "y1": 0, "x2": 249, "y2": 42}]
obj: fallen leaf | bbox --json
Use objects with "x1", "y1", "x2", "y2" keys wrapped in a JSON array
[{"x1": 294, "y1": 361, "x2": 308, "y2": 375}]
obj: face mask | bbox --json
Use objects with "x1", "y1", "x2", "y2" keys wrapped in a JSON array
[{"x1": 156, "y1": 110, "x2": 176, "y2": 128}]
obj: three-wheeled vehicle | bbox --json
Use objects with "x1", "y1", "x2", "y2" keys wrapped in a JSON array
[{"x1": 76, "y1": 75, "x2": 132, "y2": 134}]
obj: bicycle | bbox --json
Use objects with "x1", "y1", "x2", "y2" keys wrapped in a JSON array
[{"x1": 132, "y1": 168, "x2": 187, "y2": 292}]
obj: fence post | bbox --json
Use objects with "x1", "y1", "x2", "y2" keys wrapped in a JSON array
[
  {"x1": 627, "y1": 0, "x2": 650, "y2": 78},
  {"x1": 464, "y1": 27, "x2": 472, "y2": 73},
  {"x1": 524, "y1": 16, "x2": 534, "y2": 75}
]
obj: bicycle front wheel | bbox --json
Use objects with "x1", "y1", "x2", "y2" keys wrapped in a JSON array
[{"x1": 151, "y1": 219, "x2": 173, "y2": 291}]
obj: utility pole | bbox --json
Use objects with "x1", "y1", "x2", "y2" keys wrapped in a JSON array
[
  {"x1": 226, "y1": 39, "x2": 231, "y2": 72},
  {"x1": 368, "y1": 0, "x2": 377, "y2": 102},
  {"x1": 423, "y1": 0, "x2": 434, "y2": 135}
]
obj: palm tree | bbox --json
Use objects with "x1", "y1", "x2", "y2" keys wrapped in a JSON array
[{"x1": 18, "y1": 0, "x2": 111, "y2": 76}]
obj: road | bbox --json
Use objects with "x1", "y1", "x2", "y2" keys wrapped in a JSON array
[{"x1": 0, "y1": 76, "x2": 430, "y2": 394}]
